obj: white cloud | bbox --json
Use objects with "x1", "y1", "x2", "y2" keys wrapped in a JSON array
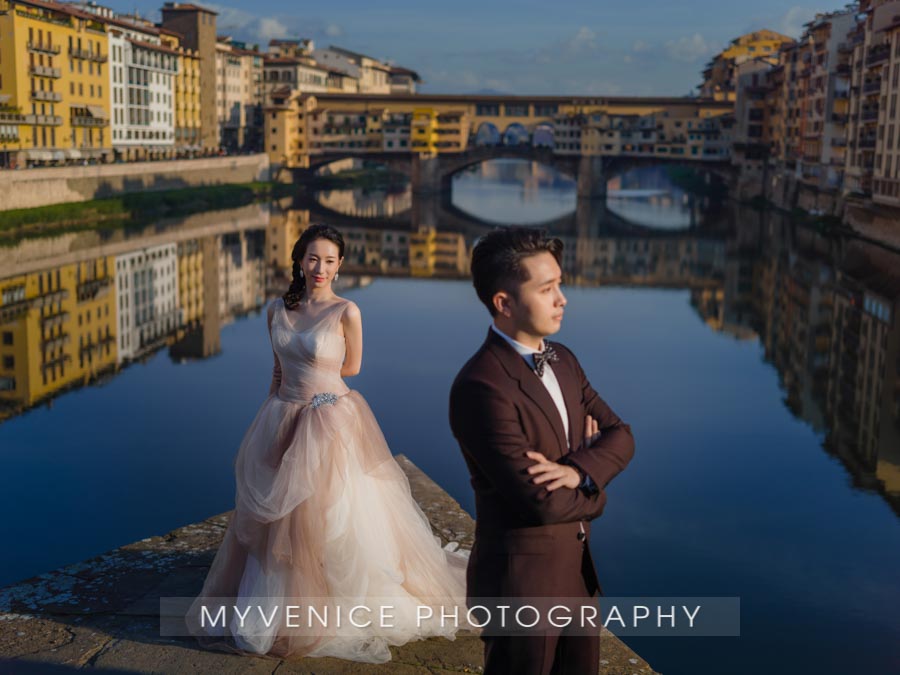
[
  {"x1": 632, "y1": 39, "x2": 651, "y2": 53},
  {"x1": 623, "y1": 54, "x2": 633, "y2": 64},
  {"x1": 325, "y1": 23, "x2": 343, "y2": 38},
  {"x1": 257, "y1": 18, "x2": 289, "y2": 43},
  {"x1": 776, "y1": 7, "x2": 819, "y2": 38},
  {"x1": 665, "y1": 33, "x2": 717, "y2": 63},
  {"x1": 568, "y1": 27, "x2": 599, "y2": 54}
]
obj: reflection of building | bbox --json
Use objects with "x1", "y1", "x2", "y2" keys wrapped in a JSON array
[
  {"x1": 0, "y1": 258, "x2": 117, "y2": 407},
  {"x1": 176, "y1": 239, "x2": 204, "y2": 326},
  {"x1": 218, "y1": 230, "x2": 267, "y2": 318},
  {"x1": 115, "y1": 244, "x2": 181, "y2": 361},
  {"x1": 409, "y1": 226, "x2": 468, "y2": 277},
  {"x1": 731, "y1": 206, "x2": 900, "y2": 514}
]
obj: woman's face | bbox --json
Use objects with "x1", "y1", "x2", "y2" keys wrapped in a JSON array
[{"x1": 301, "y1": 238, "x2": 343, "y2": 291}]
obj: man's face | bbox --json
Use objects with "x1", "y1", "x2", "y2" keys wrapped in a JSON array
[{"x1": 503, "y1": 252, "x2": 567, "y2": 339}]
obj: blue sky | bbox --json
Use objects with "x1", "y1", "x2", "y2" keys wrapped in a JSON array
[{"x1": 127, "y1": 1, "x2": 829, "y2": 95}]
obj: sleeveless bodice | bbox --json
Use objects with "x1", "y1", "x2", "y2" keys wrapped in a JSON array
[{"x1": 270, "y1": 297, "x2": 350, "y2": 404}]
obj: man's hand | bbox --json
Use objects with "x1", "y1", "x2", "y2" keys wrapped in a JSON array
[
  {"x1": 525, "y1": 451, "x2": 581, "y2": 491},
  {"x1": 578, "y1": 414, "x2": 602, "y2": 451}
]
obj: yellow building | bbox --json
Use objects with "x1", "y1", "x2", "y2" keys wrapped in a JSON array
[
  {"x1": 410, "y1": 108, "x2": 469, "y2": 153},
  {"x1": 701, "y1": 30, "x2": 794, "y2": 102},
  {"x1": 161, "y1": 27, "x2": 201, "y2": 156},
  {"x1": 0, "y1": 0, "x2": 112, "y2": 167},
  {"x1": 0, "y1": 257, "x2": 118, "y2": 409}
]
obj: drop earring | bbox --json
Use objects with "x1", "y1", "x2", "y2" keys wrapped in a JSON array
[{"x1": 334, "y1": 272, "x2": 340, "y2": 281}]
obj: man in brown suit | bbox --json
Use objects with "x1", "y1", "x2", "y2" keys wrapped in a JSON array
[{"x1": 449, "y1": 227, "x2": 635, "y2": 675}]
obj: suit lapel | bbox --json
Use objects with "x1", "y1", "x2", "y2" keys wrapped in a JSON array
[{"x1": 485, "y1": 328, "x2": 569, "y2": 457}]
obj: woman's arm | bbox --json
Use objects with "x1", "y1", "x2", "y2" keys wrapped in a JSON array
[
  {"x1": 340, "y1": 301, "x2": 363, "y2": 377},
  {"x1": 266, "y1": 301, "x2": 282, "y2": 395}
]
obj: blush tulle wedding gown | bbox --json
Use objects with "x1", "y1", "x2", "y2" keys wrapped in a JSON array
[{"x1": 185, "y1": 296, "x2": 472, "y2": 663}]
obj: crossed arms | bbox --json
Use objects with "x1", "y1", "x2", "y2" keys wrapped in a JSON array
[{"x1": 450, "y1": 353, "x2": 634, "y2": 527}]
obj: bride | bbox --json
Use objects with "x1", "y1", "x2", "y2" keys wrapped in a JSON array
[{"x1": 185, "y1": 224, "x2": 473, "y2": 663}]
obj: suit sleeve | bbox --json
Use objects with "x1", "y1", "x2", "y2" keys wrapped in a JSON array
[
  {"x1": 450, "y1": 376, "x2": 607, "y2": 526},
  {"x1": 557, "y1": 345, "x2": 635, "y2": 490},
  {"x1": 266, "y1": 302, "x2": 283, "y2": 396}
]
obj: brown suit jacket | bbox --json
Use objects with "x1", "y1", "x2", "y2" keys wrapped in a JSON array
[{"x1": 449, "y1": 327, "x2": 635, "y2": 601}]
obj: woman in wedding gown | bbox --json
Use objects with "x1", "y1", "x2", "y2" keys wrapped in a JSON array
[{"x1": 185, "y1": 224, "x2": 473, "y2": 663}]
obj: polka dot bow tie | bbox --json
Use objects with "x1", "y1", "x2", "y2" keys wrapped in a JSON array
[{"x1": 532, "y1": 343, "x2": 559, "y2": 377}]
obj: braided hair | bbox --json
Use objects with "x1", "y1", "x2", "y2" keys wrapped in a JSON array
[{"x1": 282, "y1": 224, "x2": 346, "y2": 310}]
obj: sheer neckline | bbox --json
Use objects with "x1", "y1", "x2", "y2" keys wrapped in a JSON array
[{"x1": 280, "y1": 296, "x2": 346, "y2": 333}]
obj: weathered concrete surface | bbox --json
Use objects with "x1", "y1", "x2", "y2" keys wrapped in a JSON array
[
  {"x1": 0, "y1": 454, "x2": 660, "y2": 674},
  {"x1": 0, "y1": 154, "x2": 270, "y2": 211}
]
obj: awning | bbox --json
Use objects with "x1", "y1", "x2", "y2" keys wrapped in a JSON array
[
  {"x1": 26, "y1": 150, "x2": 54, "y2": 161},
  {"x1": 51, "y1": 150, "x2": 65, "y2": 161},
  {"x1": 64, "y1": 149, "x2": 83, "y2": 159},
  {"x1": 86, "y1": 105, "x2": 107, "y2": 119},
  {"x1": 0, "y1": 94, "x2": 10, "y2": 104}
]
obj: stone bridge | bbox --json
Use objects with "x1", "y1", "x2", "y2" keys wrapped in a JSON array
[{"x1": 297, "y1": 147, "x2": 736, "y2": 201}]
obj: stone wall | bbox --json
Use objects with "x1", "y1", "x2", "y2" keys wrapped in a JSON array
[{"x1": 0, "y1": 154, "x2": 270, "y2": 211}]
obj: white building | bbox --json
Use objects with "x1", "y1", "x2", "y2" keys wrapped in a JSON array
[
  {"x1": 115, "y1": 244, "x2": 181, "y2": 362},
  {"x1": 312, "y1": 46, "x2": 392, "y2": 94},
  {"x1": 106, "y1": 20, "x2": 178, "y2": 160}
]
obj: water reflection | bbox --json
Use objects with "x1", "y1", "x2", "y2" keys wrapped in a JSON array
[{"x1": 0, "y1": 197, "x2": 897, "y2": 520}]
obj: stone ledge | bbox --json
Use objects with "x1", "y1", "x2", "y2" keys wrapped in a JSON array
[{"x1": 0, "y1": 454, "x2": 660, "y2": 674}]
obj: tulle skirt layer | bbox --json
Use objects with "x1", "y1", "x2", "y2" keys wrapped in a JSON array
[{"x1": 185, "y1": 390, "x2": 472, "y2": 663}]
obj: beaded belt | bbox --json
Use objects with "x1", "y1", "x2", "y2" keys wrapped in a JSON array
[{"x1": 310, "y1": 392, "x2": 339, "y2": 409}]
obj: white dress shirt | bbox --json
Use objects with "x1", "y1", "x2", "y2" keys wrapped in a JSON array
[{"x1": 490, "y1": 324, "x2": 596, "y2": 493}]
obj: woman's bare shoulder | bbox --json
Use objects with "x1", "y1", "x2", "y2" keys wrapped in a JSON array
[{"x1": 339, "y1": 298, "x2": 361, "y2": 322}]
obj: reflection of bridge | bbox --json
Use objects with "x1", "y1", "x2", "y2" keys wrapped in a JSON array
[{"x1": 294, "y1": 189, "x2": 722, "y2": 240}]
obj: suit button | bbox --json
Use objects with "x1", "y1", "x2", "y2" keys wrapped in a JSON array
[{"x1": 577, "y1": 531, "x2": 585, "y2": 541}]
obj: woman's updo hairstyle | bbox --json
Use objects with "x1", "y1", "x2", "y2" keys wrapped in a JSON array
[{"x1": 282, "y1": 224, "x2": 346, "y2": 310}]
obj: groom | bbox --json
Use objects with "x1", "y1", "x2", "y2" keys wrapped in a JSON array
[{"x1": 449, "y1": 226, "x2": 635, "y2": 675}]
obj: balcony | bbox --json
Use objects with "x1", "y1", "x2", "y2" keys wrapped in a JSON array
[
  {"x1": 41, "y1": 333, "x2": 71, "y2": 352},
  {"x1": 23, "y1": 114, "x2": 63, "y2": 125},
  {"x1": 831, "y1": 137, "x2": 847, "y2": 147},
  {"x1": 71, "y1": 116, "x2": 108, "y2": 127},
  {"x1": 29, "y1": 64, "x2": 61, "y2": 78},
  {"x1": 866, "y1": 44, "x2": 890, "y2": 66},
  {"x1": 861, "y1": 109, "x2": 879, "y2": 122},
  {"x1": 27, "y1": 42, "x2": 61, "y2": 55},
  {"x1": 31, "y1": 90, "x2": 62, "y2": 102},
  {"x1": 858, "y1": 137, "x2": 876, "y2": 149},
  {"x1": 862, "y1": 80, "x2": 882, "y2": 94},
  {"x1": 41, "y1": 311, "x2": 69, "y2": 331},
  {"x1": 831, "y1": 113, "x2": 849, "y2": 124},
  {"x1": 69, "y1": 47, "x2": 107, "y2": 63},
  {"x1": 0, "y1": 111, "x2": 26, "y2": 123},
  {"x1": 835, "y1": 63, "x2": 852, "y2": 76}
]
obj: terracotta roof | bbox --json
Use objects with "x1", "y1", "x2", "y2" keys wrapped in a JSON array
[
  {"x1": 160, "y1": 3, "x2": 217, "y2": 15},
  {"x1": 389, "y1": 66, "x2": 421, "y2": 81},
  {"x1": 126, "y1": 36, "x2": 182, "y2": 56}
]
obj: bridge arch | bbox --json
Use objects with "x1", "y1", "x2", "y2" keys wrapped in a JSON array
[
  {"x1": 502, "y1": 123, "x2": 530, "y2": 147},
  {"x1": 532, "y1": 123, "x2": 555, "y2": 149},
  {"x1": 474, "y1": 122, "x2": 501, "y2": 146}
]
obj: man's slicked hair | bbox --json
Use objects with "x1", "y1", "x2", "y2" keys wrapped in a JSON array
[{"x1": 470, "y1": 226, "x2": 564, "y2": 316}]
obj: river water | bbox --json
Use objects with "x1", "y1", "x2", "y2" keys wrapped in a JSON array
[{"x1": 0, "y1": 160, "x2": 898, "y2": 674}]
